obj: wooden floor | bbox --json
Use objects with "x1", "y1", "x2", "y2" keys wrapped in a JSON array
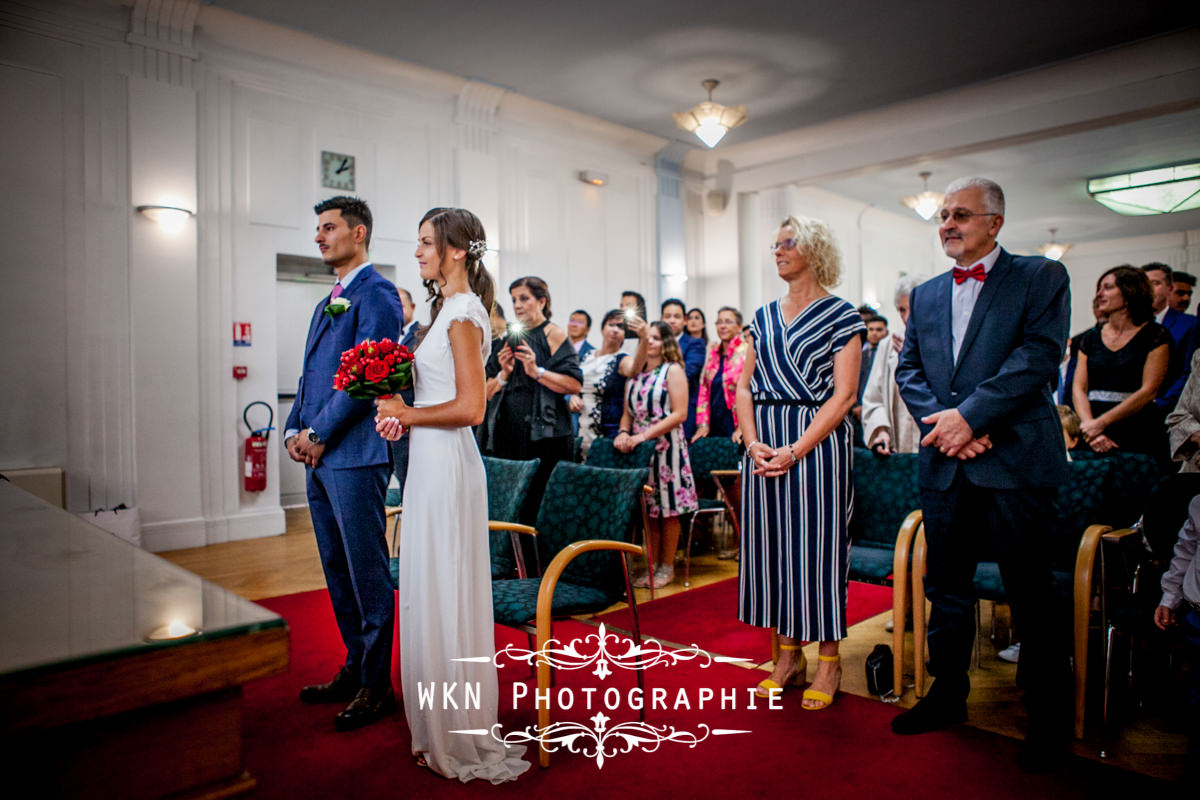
[{"x1": 162, "y1": 509, "x2": 1189, "y2": 784}]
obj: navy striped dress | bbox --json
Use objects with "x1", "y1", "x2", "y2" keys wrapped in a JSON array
[{"x1": 738, "y1": 296, "x2": 865, "y2": 641}]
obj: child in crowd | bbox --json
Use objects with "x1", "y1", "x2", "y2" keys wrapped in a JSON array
[
  {"x1": 1154, "y1": 495, "x2": 1200, "y2": 780},
  {"x1": 1058, "y1": 405, "x2": 1081, "y2": 460}
]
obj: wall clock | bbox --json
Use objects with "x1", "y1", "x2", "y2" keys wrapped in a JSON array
[{"x1": 321, "y1": 150, "x2": 356, "y2": 191}]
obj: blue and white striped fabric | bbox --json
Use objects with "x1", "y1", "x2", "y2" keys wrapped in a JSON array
[{"x1": 739, "y1": 296, "x2": 865, "y2": 641}]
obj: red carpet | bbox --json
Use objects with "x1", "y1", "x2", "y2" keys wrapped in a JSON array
[
  {"x1": 593, "y1": 578, "x2": 894, "y2": 662},
  {"x1": 241, "y1": 589, "x2": 1163, "y2": 798}
]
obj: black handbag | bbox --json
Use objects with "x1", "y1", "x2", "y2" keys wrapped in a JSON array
[{"x1": 865, "y1": 644, "x2": 898, "y2": 702}]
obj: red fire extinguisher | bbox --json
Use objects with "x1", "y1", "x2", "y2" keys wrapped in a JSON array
[{"x1": 243, "y1": 401, "x2": 274, "y2": 492}]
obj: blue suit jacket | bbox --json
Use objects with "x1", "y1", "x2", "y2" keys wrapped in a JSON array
[
  {"x1": 284, "y1": 265, "x2": 404, "y2": 469},
  {"x1": 896, "y1": 248, "x2": 1071, "y2": 491},
  {"x1": 1157, "y1": 307, "x2": 1197, "y2": 409}
]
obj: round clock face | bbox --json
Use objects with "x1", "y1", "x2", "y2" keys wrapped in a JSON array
[{"x1": 321, "y1": 150, "x2": 355, "y2": 191}]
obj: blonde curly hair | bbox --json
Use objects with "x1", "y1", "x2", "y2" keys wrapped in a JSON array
[{"x1": 779, "y1": 215, "x2": 842, "y2": 288}]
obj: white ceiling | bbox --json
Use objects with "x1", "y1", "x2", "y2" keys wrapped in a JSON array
[
  {"x1": 208, "y1": 1, "x2": 1200, "y2": 251},
  {"x1": 821, "y1": 107, "x2": 1200, "y2": 254}
]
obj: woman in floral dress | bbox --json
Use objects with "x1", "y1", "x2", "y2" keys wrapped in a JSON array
[{"x1": 616, "y1": 320, "x2": 699, "y2": 588}]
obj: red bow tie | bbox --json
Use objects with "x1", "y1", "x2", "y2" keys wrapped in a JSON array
[{"x1": 952, "y1": 264, "x2": 987, "y2": 285}]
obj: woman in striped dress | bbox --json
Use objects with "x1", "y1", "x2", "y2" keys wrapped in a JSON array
[
  {"x1": 616, "y1": 321, "x2": 699, "y2": 589},
  {"x1": 737, "y1": 215, "x2": 865, "y2": 710}
]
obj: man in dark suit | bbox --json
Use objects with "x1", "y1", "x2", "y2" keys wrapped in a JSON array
[
  {"x1": 894, "y1": 177, "x2": 1072, "y2": 770},
  {"x1": 661, "y1": 298, "x2": 706, "y2": 438},
  {"x1": 284, "y1": 196, "x2": 403, "y2": 731},
  {"x1": 1146, "y1": 262, "x2": 1198, "y2": 412},
  {"x1": 388, "y1": 287, "x2": 419, "y2": 496}
]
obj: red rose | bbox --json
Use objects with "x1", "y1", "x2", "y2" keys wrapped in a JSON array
[{"x1": 364, "y1": 360, "x2": 389, "y2": 383}]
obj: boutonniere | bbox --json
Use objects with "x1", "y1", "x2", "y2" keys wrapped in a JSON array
[{"x1": 324, "y1": 297, "x2": 351, "y2": 317}]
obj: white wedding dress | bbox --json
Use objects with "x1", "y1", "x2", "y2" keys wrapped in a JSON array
[{"x1": 399, "y1": 291, "x2": 529, "y2": 783}]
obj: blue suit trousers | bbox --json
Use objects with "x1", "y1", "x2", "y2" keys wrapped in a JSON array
[{"x1": 306, "y1": 462, "x2": 393, "y2": 690}]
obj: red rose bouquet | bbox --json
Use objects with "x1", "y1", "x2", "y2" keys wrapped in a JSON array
[{"x1": 333, "y1": 338, "x2": 414, "y2": 400}]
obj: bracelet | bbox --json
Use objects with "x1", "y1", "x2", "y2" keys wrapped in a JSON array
[
  {"x1": 496, "y1": 375, "x2": 508, "y2": 386},
  {"x1": 746, "y1": 440, "x2": 760, "y2": 451},
  {"x1": 618, "y1": 430, "x2": 631, "y2": 436},
  {"x1": 789, "y1": 444, "x2": 798, "y2": 465}
]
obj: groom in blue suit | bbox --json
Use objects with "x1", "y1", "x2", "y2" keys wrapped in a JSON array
[
  {"x1": 284, "y1": 196, "x2": 403, "y2": 731},
  {"x1": 894, "y1": 178, "x2": 1072, "y2": 770}
]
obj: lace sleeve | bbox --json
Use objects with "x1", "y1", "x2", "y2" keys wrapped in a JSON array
[{"x1": 444, "y1": 294, "x2": 491, "y2": 360}]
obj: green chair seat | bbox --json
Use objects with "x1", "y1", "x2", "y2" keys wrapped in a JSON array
[{"x1": 491, "y1": 579, "x2": 620, "y2": 627}]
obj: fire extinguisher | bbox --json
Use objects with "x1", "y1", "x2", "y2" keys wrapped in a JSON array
[{"x1": 243, "y1": 401, "x2": 274, "y2": 492}]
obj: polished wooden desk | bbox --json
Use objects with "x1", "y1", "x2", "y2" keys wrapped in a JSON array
[{"x1": 0, "y1": 481, "x2": 289, "y2": 798}]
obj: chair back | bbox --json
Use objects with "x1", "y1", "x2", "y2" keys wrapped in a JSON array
[
  {"x1": 850, "y1": 449, "x2": 921, "y2": 548},
  {"x1": 1070, "y1": 451, "x2": 1168, "y2": 528},
  {"x1": 584, "y1": 436, "x2": 656, "y2": 470},
  {"x1": 687, "y1": 436, "x2": 740, "y2": 489},
  {"x1": 483, "y1": 456, "x2": 540, "y2": 578},
  {"x1": 533, "y1": 461, "x2": 648, "y2": 599}
]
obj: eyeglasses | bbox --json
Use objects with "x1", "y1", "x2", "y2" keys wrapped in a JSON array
[
  {"x1": 937, "y1": 209, "x2": 999, "y2": 225},
  {"x1": 770, "y1": 238, "x2": 799, "y2": 252}
]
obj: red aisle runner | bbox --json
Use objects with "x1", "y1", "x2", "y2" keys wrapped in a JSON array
[
  {"x1": 592, "y1": 578, "x2": 894, "y2": 662},
  {"x1": 240, "y1": 589, "x2": 1156, "y2": 799}
]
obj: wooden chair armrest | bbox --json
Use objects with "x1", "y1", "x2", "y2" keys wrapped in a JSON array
[
  {"x1": 1100, "y1": 527, "x2": 1139, "y2": 542},
  {"x1": 488, "y1": 521, "x2": 538, "y2": 536},
  {"x1": 911, "y1": 523, "x2": 928, "y2": 698},
  {"x1": 892, "y1": 509, "x2": 923, "y2": 696},
  {"x1": 1072, "y1": 524, "x2": 1111, "y2": 739},
  {"x1": 534, "y1": 539, "x2": 643, "y2": 767},
  {"x1": 709, "y1": 470, "x2": 740, "y2": 478},
  {"x1": 385, "y1": 506, "x2": 402, "y2": 518}
]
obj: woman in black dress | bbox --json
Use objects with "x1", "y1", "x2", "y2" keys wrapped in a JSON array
[
  {"x1": 482, "y1": 277, "x2": 582, "y2": 518},
  {"x1": 1073, "y1": 264, "x2": 1170, "y2": 456}
]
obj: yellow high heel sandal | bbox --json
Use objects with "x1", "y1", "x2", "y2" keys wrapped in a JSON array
[
  {"x1": 756, "y1": 644, "x2": 807, "y2": 698},
  {"x1": 801, "y1": 654, "x2": 840, "y2": 710}
]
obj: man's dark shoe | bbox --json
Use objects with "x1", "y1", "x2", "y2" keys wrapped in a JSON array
[
  {"x1": 299, "y1": 666, "x2": 360, "y2": 704},
  {"x1": 890, "y1": 696, "x2": 967, "y2": 735},
  {"x1": 334, "y1": 685, "x2": 397, "y2": 732}
]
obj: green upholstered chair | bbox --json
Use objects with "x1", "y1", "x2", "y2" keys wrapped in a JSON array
[
  {"x1": 483, "y1": 456, "x2": 541, "y2": 579},
  {"x1": 582, "y1": 436, "x2": 658, "y2": 589},
  {"x1": 387, "y1": 456, "x2": 540, "y2": 588},
  {"x1": 489, "y1": 461, "x2": 650, "y2": 767},
  {"x1": 584, "y1": 436, "x2": 656, "y2": 470},
  {"x1": 680, "y1": 435, "x2": 740, "y2": 587},
  {"x1": 849, "y1": 449, "x2": 922, "y2": 585},
  {"x1": 909, "y1": 455, "x2": 1127, "y2": 739}
]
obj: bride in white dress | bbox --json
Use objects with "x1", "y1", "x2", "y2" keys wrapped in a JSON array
[{"x1": 375, "y1": 208, "x2": 529, "y2": 783}]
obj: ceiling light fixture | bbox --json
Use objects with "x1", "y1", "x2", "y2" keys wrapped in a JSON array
[
  {"x1": 1087, "y1": 160, "x2": 1200, "y2": 216},
  {"x1": 672, "y1": 79, "x2": 747, "y2": 149},
  {"x1": 900, "y1": 171, "x2": 944, "y2": 221},
  {"x1": 1037, "y1": 228, "x2": 1072, "y2": 261}
]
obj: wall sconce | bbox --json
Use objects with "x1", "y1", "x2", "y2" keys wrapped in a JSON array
[
  {"x1": 136, "y1": 204, "x2": 195, "y2": 233},
  {"x1": 578, "y1": 170, "x2": 608, "y2": 186}
]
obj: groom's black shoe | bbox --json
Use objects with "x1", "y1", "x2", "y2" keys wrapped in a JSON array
[
  {"x1": 334, "y1": 685, "x2": 397, "y2": 732},
  {"x1": 890, "y1": 696, "x2": 968, "y2": 735},
  {"x1": 299, "y1": 666, "x2": 360, "y2": 704}
]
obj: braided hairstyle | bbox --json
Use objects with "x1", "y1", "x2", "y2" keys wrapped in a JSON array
[{"x1": 418, "y1": 207, "x2": 496, "y2": 327}]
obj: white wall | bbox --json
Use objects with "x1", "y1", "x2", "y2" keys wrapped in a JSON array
[
  {"x1": 0, "y1": 0, "x2": 664, "y2": 550},
  {"x1": 689, "y1": 184, "x2": 941, "y2": 328},
  {"x1": 1060, "y1": 229, "x2": 1200, "y2": 335}
]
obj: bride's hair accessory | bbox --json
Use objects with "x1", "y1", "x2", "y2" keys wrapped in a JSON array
[{"x1": 468, "y1": 239, "x2": 487, "y2": 259}]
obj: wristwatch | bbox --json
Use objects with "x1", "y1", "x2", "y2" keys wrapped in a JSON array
[
  {"x1": 307, "y1": 428, "x2": 322, "y2": 445},
  {"x1": 537, "y1": 366, "x2": 547, "y2": 380}
]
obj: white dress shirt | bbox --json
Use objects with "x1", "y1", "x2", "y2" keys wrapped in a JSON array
[{"x1": 951, "y1": 245, "x2": 1002, "y2": 363}]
